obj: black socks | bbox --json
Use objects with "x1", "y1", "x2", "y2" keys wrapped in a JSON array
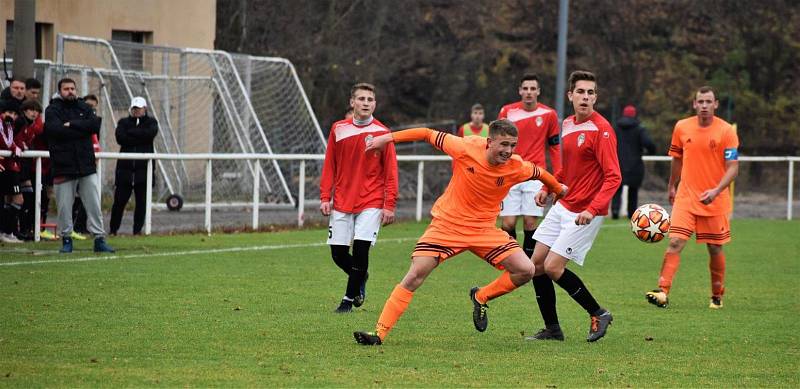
[
  {"x1": 531, "y1": 274, "x2": 559, "y2": 328},
  {"x1": 554, "y1": 268, "x2": 602, "y2": 316},
  {"x1": 523, "y1": 229, "x2": 536, "y2": 258},
  {"x1": 344, "y1": 240, "x2": 371, "y2": 299}
]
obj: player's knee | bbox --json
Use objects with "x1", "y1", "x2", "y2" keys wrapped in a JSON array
[
  {"x1": 707, "y1": 244, "x2": 723, "y2": 255},
  {"x1": 667, "y1": 238, "x2": 686, "y2": 252},
  {"x1": 543, "y1": 261, "x2": 564, "y2": 280},
  {"x1": 521, "y1": 262, "x2": 536, "y2": 280}
]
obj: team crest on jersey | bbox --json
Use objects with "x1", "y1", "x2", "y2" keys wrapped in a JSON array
[
  {"x1": 577, "y1": 133, "x2": 586, "y2": 147},
  {"x1": 365, "y1": 134, "x2": 373, "y2": 145},
  {"x1": 536, "y1": 116, "x2": 543, "y2": 127},
  {"x1": 496, "y1": 177, "x2": 505, "y2": 187},
  {"x1": 709, "y1": 139, "x2": 717, "y2": 150}
]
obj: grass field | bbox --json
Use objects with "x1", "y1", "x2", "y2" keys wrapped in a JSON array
[{"x1": 1, "y1": 219, "x2": 798, "y2": 387}]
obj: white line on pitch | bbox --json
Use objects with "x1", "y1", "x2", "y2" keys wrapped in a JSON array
[
  {"x1": 0, "y1": 222, "x2": 632, "y2": 267},
  {"x1": 0, "y1": 237, "x2": 419, "y2": 267}
]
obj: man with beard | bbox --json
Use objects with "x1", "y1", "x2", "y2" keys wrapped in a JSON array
[{"x1": 44, "y1": 78, "x2": 114, "y2": 253}]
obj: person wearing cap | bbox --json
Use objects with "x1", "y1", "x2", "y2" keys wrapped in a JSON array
[
  {"x1": 611, "y1": 104, "x2": 656, "y2": 219},
  {"x1": 44, "y1": 78, "x2": 114, "y2": 253},
  {"x1": 109, "y1": 96, "x2": 158, "y2": 236}
]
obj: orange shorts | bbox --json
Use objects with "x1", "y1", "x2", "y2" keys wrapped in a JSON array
[
  {"x1": 669, "y1": 206, "x2": 731, "y2": 244},
  {"x1": 412, "y1": 220, "x2": 522, "y2": 269}
]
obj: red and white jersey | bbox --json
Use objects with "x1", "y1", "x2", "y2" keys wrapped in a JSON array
[
  {"x1": 498, "y1": 101, "x2": 561, "y2": 170},
  {"x1": 553, "y1": 112, "x2": 621, "y2": 216},
  {"x1": 320, "y1": 117, "x2": 398, "y2": 214}
]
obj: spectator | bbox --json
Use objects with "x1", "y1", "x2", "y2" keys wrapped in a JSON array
[
  {"x1": 611, "y1": 105, "x2": 656, "y2": 219},
  {"x1": 110, "y1": 96, "x2": 158, "y2": 235},
  {"x1": 12, "y1": 99, "x2": 44, "y2": 240},
  {"x1": 44, "y1": 78, "x2": 114, "y2": 253},
  {"x1": 25, "y1": 78, "x2": 42, "y2": 102},
  {"x1": 70, "y1": 94, "x2": 102, "y2": 238},
  {"x1": 0, "y1": 101, "x2": 24, "y2": 243},
  {"x1": 0, "y1": 77, "x2": 26, "y2": 112}
]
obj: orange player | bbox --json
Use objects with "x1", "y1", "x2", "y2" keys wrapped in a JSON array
[
  {"x1": 353, "y1": 119, "x2": 565, "y2": 345},
  {"x1": 457, "y1": 104, "x2": 489, "y2": 138},
  {"x1": 646, "y1": 86, "x2": 739, "y2": 309}
]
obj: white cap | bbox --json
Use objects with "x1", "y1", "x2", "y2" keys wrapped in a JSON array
[{"x1": 130, "y1": 96, "x2": 147, "y2": 109}]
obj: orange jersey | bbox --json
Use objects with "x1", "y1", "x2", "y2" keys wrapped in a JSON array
[
  {"x1": 392, "y1": 128, "x2": 560, "y2": 228},
  {"x1": 669, "y1": 116, "x2": 739, "y2": 216}
]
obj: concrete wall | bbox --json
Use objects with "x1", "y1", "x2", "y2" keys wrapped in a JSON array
[{"x1": 1, "y1": 0, "x2": 216, "y2": 58}]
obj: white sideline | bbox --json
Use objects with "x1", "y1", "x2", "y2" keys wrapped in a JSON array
[
  {"x1": 0, "y1": 223, "x2": 632, "y2": 268},
  {"x1": 0, "y1": 237, "x2": 418, "y2": 267}
]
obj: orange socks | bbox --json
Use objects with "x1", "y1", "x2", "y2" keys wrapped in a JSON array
[
  {"x1": 658, "y1": 252, "x2": 681, "y2": 294},
  {"x1": 709, "y1": 252, "x2": 726, "y2": 298},
  {"x1": 375, "y1": 284, "x2": 414, "y2": 341},
  {"x1": 475, "y1": 271, "x2": 517, "y2": 304}
]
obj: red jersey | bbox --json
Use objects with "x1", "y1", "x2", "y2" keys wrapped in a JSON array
[
  {"x1": 320, "y1": 117, "x2": 398, "y2": 213},
  {"x1": 1, "y1": 120, "x2": 22, "y2": 172},
  {"x1": 552, "y1": 112, "x2": 621, "y2": 216},
  {"x1": 498, "y1": 101, "x2": 561, "y2": 170}
]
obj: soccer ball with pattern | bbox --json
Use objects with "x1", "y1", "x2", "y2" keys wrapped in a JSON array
[{"x1": 630, "y1": 204, "x2": 670, "y2": 243}]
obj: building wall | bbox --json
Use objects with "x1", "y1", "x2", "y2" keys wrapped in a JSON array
[{"x1": 1, "y1": 0, "x2": 216, "y2": 58}]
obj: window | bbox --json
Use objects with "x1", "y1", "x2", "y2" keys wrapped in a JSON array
[
  {"x1": 5, "y1": 21, "x2": 55, "y2": 60},
  {"x1": 111, "y1": 29, "x2": 153, "y2": 71}
]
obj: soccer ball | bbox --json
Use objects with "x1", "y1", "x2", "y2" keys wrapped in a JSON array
[{"x1": 630, "y1": 204, "x2": 670, "y2": 243}]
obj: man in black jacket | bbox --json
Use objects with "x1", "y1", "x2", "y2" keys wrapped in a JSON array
[
  {"x1": 110, "y1": 97, "x2": 158, "y2": 235},
  {"x1": 611, "y1": 105, "x2": 657, "y2": 219},
  {"x1": 44, "y1": 78, "x2": 114, "y2": 253}
]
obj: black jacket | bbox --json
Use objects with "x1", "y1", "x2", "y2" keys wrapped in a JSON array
[
  {"x1": 44, "y1": 96, "x2": 102, "y2": 177},
  {"x1": 114, "y1": 114, "x2": 158, "y2": 185},
  {"x1": 614, "y1": 116, "x2": 657, "y2": 186}
]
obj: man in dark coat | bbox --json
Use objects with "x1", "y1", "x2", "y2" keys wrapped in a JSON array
[
  {"x1": 109, "y1": 96, "x2": 158, "y2": 235},
  {"x1": 44, "y1": 78, "x2": 114, "y2": 253},
  {"x1": 611, "y1": 105, "x2": 657, "y2": 219}
]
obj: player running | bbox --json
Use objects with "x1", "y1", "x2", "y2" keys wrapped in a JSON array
[
  {"x1": 646, "y1": 86, "x2": 739, "y2": 309},
  {"x1": 353, "y1": 119, "x2": 565, "y2": 345},
  {"x1": 526, "y1": 70, "x2": 621, "y2": 342}
]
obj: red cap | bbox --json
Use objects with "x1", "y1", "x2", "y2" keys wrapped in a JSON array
[{"x1": 622, "y1": 105, "x2": 637, "y2": 118}]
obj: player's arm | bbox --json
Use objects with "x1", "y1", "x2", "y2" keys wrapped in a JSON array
[
  {"x1": 532, "y1": 165, "x2": 567, "y2": 207},
  {"x1": 668, "y1": 157, "x2": 682, "y2": 205},
  {"x1": 319, "y1": 129, "x2": 337, "y2": 216},
  {"x1": 546, "y1": 111, "x2": 562, "y2": 171},
  {"x1": 381, "y1": 140, "x2": 399, "y2": 225},
  {"x1": 699, "y1": 136, "x2": 740, "y2": 205},
  {"x1": 667, "y1": 124, "x2": 684, "y2": 205},
  {"x1": 366, "y1": 127, "x2": 464, "y2": 157},
  {"x1": 579, "y1": 130, "x2": 622, "y2": 224},
  {"x1": 699, "y1": 160, "x2": 738, "y2": 205}
]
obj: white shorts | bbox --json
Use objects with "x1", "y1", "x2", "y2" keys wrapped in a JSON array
[
  {"x1": 327, "y1": 208, "x2": 382, "y2": 246},
  {"x1": 500, "y1": 180, "x2": 544, "y2": 217},
  {"x1": 532, "y1": 202, "x2": 604, "y2": 265}
]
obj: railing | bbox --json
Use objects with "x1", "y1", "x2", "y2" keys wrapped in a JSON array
[{"x1": 1, "y1": 151, "x2": 797, "y2": 241}]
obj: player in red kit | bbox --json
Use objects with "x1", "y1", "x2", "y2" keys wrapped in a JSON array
[
  {"x1": 526, "y1": 70, "x2": 621, "y2": 342},
  {"x1": 320, "y1": 83, "x2": 398, "y2": 313},
  {"x1": 498, "y1": 73, "x2": 561, "y2": 259}
]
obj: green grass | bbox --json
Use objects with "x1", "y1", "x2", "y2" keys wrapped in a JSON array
[{"x1": 1, "y1": 219, "x2": 798, "y2": 387}]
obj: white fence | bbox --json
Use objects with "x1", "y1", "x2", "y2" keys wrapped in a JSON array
[{"x1": 1, "y1": 151, "x2": 797, "y2": 241}]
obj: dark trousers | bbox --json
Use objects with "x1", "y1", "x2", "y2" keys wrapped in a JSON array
[
  {"x1": 611, "y1": 184, "x2": 639, "y2": 219},
  {"x1": 110, "y1": 181, "x2": 147, "y2": 235},
  {"x1": 72, "y1": 196, "x2": 88, "y2": 233}
]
